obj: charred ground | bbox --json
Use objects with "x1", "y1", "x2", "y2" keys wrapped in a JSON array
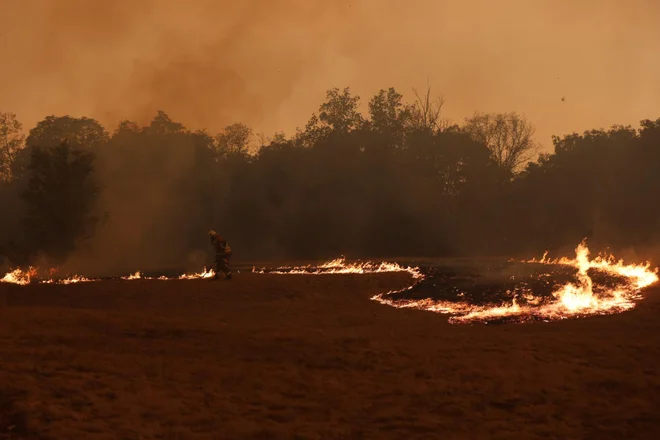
[{"x1": 388, "y1": 262, "x2": 631, "y2": 304}]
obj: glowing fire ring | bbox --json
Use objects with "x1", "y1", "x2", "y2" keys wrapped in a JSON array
[{"x1": 371, "y1": 241, "x2": 658, "y2": 324}]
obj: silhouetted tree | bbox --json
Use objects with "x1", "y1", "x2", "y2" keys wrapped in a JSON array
[
  {"x1": 144, "y1": 110, "x2": 185, "y2": 136},
  {"x1": 12, "y1": 115, "x2": 108, "y2": 181},
  {"x1": 3, "y1": 86, "x2": 660, "y2": 270},
  {"x1": 0, "y1": 112, "x2": 25, "y2": 182},
  {"x1": 22, "y1": 141, "x2": 100, "y2": 262},
  {"x1": 318, "y1": 87, "x2": 364, "y2": 133},
  {"x1": 296, "y1": 87, "x2": 365, "y2": 148},
  {"x1": 26, "y1": 115, "x2": 108, "y2": 150},
  {"x1": 215, "y1": 122, "x2": 253, "y2": 157},
  {"x1": 463, "y1": 112, "x2": 539, "y2": 176},
  {"x1": 367, "y1": 87, "x2": 413, "y2": 149},
  {"x1": 368, "y1": 88, "x2": 412, "y2": 133},
  {"x1": 409, "y1": 86, "x2": 449, "y2": 134}
]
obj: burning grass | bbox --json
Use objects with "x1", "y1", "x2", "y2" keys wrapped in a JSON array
[
  {"x1": 2, "y1": 240, "x2": 657, "y2": 325},
  {"x1": 252, "y1": 257, "x2": 423, "y2": 278},
  {"x1": 252, "y1": 240, "x2": 659, "y2": 324},
  {"x1": 372, "y1": 240, "x2": 659, "y2": 324},
  {"x1": 1, "y1": 268, "x2": 216, "y2": 285}
]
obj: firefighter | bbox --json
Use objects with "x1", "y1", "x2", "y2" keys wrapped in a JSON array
[{"x1": 208, "y1": 230, "x2": 232, "y2": 280}]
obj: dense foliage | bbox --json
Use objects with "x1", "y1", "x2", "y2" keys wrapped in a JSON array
[{"x1": 1, "y1": 87, "x2": 658, "y2": 273}]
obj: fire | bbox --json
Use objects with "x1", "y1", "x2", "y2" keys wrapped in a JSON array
[
  {"x1": 178, "y1": 268, "x2": 216, "y2": 279},
  {"x1": 121, "y1": 271, "x2": 143, "y2": 280},
  {"x1": 58, "y1": 275, "x2": 96, "y2": 284},
  {"x1": 1, "y1": 268, "x2": 215, "y2": 284},
  {"x1": 0, "y1": 267, "x2": 96, "y2": 285},
  {"x1": 41, "y1": 275, "x2": 97, "y2": 284},
  {"x1": 252, "y1": 257, "x2": 423, "y2": 278},
  {"x1": 1, "y1": 267, "x2": 38, "y2": 285},
  {"x1": 373, "y1": 240, "x2": 659, "y2": 324},
  {"x1": 118, "y1": 269, "x2": 216, "y2": 280},
  {"x1": 3, "y1": 240, "x2": 657, "y2": 325}
]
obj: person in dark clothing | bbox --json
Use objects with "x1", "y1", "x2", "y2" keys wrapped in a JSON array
[{"x1": 209, "y1": 230, "x2": 232, "y2": 280}]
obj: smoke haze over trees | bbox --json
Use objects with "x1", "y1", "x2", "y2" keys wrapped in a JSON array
[
  {"x1": 1, "y1": 1, "x2": 659, "y2": 152},
  {"x1": 1, "y1": 86, "x2": 659, "y2": 275}
]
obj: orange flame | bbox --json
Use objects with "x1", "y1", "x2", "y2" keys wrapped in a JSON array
[
  {"x1": 40, "y1": 275, "x2": 97, "y2": 284},
  {"x1": 0, "y1": 268, "x2": 96, "y2": 285},
  {"x1": 1, "y1": 268, "x2": 213, "y2": 284},
  {"x1": 252, "y1": 257, "x2": 423, "y2": 278},
  {"x1": 3, "y1": 241, "x2": 657, "y2": 325},
  {"x1": 121, "y1": 271, "x2": 143, "y2": 280},
  {"x1": 0, "y1": 267, "x2": 38, "y2": 285},
  {"x1": 118, "y1": 269, "x2": 215, "y2": 280},
  {"x1": 373, "y1": 240, "x2": 659, "y2": 324},
  {"x1": 178, "y1": 268, "x2": 216, "y2": 280}
]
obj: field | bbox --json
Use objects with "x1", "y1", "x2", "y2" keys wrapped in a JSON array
[{"x1": 1, "y1": 266, "x2": 659, "y2": 439}]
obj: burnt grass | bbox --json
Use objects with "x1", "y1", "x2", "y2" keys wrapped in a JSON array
[
  {"x1": 1, "y1": 269, "x2": 660, "y2": 439},
  {"x1": 384, "y1": 262, "x2": 636, "y2": 325},
  {"x1": 388, "y1": 262, "x2": 632, "y2": 307}
]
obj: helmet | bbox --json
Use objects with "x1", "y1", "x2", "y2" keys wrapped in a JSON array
[{"x1": 208, "y1": 230, "x2": 217, "y2": 237}]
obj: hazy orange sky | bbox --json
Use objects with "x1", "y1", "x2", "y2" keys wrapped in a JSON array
[{"x1": 1, "y1": 0, "x2": 658, "y2": 151}]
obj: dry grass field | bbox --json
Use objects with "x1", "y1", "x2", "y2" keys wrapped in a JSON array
[{"x1": 1, "y1": 269, "x2": 659, "y2": 439}]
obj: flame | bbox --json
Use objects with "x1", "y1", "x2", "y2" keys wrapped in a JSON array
[
  {"x1": 118, "y1": 269, "x2": 216, "y2": 280},
  {"x1": 373, "y1": 240, "x2": 659, "y2": 324},
  {"x1": 2, "y1": 268, "x2": 215, "y2": 284},
  {"x1": 252, "y1": 257, "x2": 423, "y2": 279},
  {"x1": 59, "y1": 275, "x2": 96, "y2": 284},
  {"x1": 121, "y1": 271, "x2": 143, "y2": 280},
  {"x1": 1, "y1": 267, "x2": 38, "y2": 285},
  {"x1": 3, "y1": 240, "x2": 657, "y2": 325},
  {"x1": 41, "y1": 275, "x2": 97, "y2": 284},
  {"x1": 178, "y1": 268, "x2": 216, "y2": 279},
  {"x1": 1, "y1": 267, "x2": 96, "y2": 285}
]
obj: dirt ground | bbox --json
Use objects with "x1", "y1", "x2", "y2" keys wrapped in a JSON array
[{"x1": 1, "y1": 270, "x2": 659, "y2": 439}]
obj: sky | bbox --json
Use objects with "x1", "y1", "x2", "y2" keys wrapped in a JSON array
[{"x1": 1, "y1": 0, "x2": 659, "y2": 152}]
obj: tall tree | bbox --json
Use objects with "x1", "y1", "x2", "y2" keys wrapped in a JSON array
[
  {"x1": 12, "y1": 115, "x2": 108, "y2": 180},
  {"x1": 297, "y1": 87, "x2": 365, "y2": 146},
  {"x1": 0, "y1": 112, "x2": 25, "y2": 182},
  {"x1": 143, "y1": 110, "x2": 185, "y2": 136},
  {"x1": 215, "y1": 122, "x2": 253, "y2": 157},
  {"x1": 26, "y1": 115, "x2": 108, "y2": 149},
  {"x1": 22, "y1": 141, "x2": 100, "y2": 262},
  {"x1": 368, "y1": 88, "x2": 412, "y2": 132},
  {"x1": 367, "y1": 88, "x2": 413, "y2": 148},
  {"x1": 409, "y1": 86, "x2": 449, "y2": 134},
  {"x1": 318, "y1": 87, "x2": 364, "y2": 133},
  {"x1": 463, "y1": 111, "x2": 539, "y2": 176}
]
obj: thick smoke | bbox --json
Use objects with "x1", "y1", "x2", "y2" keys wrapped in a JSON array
[
  {"x1": 1, "y1": 0, "x2": 659, "y2": 148},
  {"x1": 2, "y1": 1, "x2": 660, "y2": 275}
]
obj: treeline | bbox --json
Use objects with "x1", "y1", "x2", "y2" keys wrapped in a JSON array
[{"x1": 1, "y1": 87, "x2": 659, "y2": 274}]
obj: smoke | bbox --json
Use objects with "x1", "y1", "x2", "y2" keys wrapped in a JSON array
[
  {"x1": 0, "y1": 0, "x2": 351, "y2": 134},
  {"x1": 1, "y1": 0, "x2": 659, "y2": 149},
  {"x1": 2, "y1": 0, "x2": 660, "y2": 274}
]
